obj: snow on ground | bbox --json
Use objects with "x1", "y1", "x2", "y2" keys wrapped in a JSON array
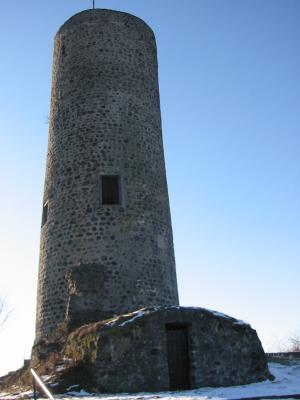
[
  {"x1": 1, "y1": 362, "x2": 300, "y2": 400},
  {"x1": 59, "y1": 362, "x2": 300, "y2": 400}
]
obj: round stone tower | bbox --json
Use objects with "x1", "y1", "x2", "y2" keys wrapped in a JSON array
[{"x1": 35, "y1": 9, "x2": 179, "y2": 341}]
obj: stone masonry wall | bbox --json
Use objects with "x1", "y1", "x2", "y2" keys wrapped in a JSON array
[
  {"x1": 35, "y1": 9, "x2": 179, "y2": 342},
  {"x1": 62, "y1": 307, "x2": 272, "y2": 393}
]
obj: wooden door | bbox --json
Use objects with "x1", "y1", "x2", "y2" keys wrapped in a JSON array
[{"x1": 166, "y1": 325, "x2": 190, "y2": 391}]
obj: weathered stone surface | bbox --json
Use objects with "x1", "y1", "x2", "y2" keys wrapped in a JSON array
[
  {"x1": 1, "y1": 307, "x2": 272, "y2": 395},
  {"x1": 61, "y1": 306, "x2": 272, "y2": 393},
  {"x1": 35, "y1": 8, "x2": 179, "y2": 343}
]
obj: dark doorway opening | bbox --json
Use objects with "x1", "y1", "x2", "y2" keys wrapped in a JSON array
[{"x1": 166, "y1": 324, "x2": 190, "y2": 391}]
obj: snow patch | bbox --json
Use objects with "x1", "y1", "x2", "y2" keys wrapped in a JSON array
[
  {"x1": 233, "y1": 320, "x2": 249, "y2": 326},
  {"x1": 104, "y1": 306, "x2": 250, "y2": 329},
  {"x1": 56, "y1": 363, "x2": 67, "y2": 372},
  {"x1": 67, "y1": 384, "x2": 80, "y2": 391},
  {"x1": 41, "y1": 374, "x2": 52, "y2": 382},
  {"x1": 66, "y1": 388, "x2": 94, "y2": 397},
  {"x1": 55, "y1": 362, "x2": 300, "y2": 400},
  {"x1": 1, "y1": 362, "x2": 300, "y2": 399},
  {"x1": 105, "y1": 307, "x2": 157, "y2": 327}
]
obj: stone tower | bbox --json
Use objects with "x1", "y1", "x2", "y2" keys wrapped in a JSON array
[{"x1": 35, "y1": 9, "x2": 179, "y2": 342}]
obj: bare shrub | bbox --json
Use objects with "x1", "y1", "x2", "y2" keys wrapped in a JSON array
[{"x1": 288, "y1": 333, "x2": 300, "y2": 352}]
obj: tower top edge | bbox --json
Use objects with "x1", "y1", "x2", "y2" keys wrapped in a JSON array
[{"x1": 57, "y1": 9, "x2": 155, "y2": 37}]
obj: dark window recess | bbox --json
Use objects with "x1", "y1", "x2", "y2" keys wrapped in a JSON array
[
  {"x1": 166, "y1": 324, "x2": 190, "y2": 391},
  {"x1": 42, "y1": 202, "x2": 48, "y2": 226},
  {"x1": 101, "y1": 175, "x2": 120, "y2": 205}
]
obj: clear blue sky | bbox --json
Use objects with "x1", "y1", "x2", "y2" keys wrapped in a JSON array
[{"x1": 0, "y1": 0, "x2": 299, "y2": 376}]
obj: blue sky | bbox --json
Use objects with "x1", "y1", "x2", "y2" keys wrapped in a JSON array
[{"x1": 0, "y1": 0, "x2": 299, "y2": 376}]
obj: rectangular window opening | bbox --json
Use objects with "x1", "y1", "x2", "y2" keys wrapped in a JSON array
[
  {"x1": 101, "y1": 175, "x2": 121, "y2": 205},
  {"x1": 42, "y1": 202, "x2": 48, "y2": 226}
]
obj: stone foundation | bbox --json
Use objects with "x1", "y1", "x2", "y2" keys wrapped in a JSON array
[{"x1": 58, "y1": 306, "x2": 272, "y2": 393}]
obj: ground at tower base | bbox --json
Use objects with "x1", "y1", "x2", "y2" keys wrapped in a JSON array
[
  {"x1": 1, "y1": 362, "x2": 300, "y2": 400},
  {"x1": 1, "y1": 360, "x2": 300, "y2": 399}
]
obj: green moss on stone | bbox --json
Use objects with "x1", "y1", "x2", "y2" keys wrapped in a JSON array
[{"x1": 65, "y1": 332, "x2": 98, "y2": 362}]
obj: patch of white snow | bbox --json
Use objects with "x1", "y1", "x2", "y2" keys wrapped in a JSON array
[{"x1": 56, "y1": 361, "x2": 300, "y2": 400}]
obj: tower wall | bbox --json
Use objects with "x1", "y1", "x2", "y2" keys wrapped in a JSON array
[{"x1": 35, "y1": 9, "x2": 179, "y2": 341}]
